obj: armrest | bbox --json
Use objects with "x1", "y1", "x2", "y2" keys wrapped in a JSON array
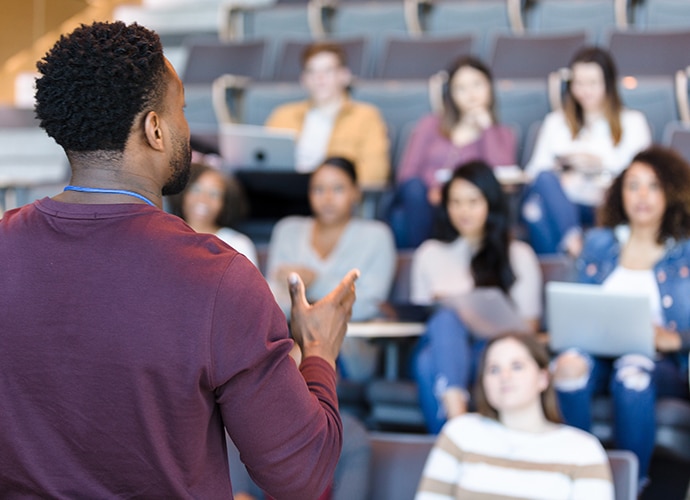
[
  {"x1": 675, "y1": 66, "x2": 690, "y2": 126},
  {"x1": 212, "y1": 74, "x2": 251, "y2": 125}
]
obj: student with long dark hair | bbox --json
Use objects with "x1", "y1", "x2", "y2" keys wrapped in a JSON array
[{"x1": 411, "y1": 160, "x2": 542, "y2": 433}]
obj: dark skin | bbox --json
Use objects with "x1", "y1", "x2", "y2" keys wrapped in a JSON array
[{"x1": 53, "y1": 58, "x2": 360, "y2": 369}]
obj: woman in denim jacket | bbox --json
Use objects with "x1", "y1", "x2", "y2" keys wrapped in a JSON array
[{"x1": 553, "y1": 146, "x2": 690, "y2": 492}]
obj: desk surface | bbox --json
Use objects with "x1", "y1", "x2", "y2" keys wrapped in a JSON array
[{"x1": 347, "y1": 321, "x2": 425, "y2": 338}]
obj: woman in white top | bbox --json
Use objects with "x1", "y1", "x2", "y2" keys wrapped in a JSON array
[
  {"x1": 169, "y1": 163, "x2": 258, "y2": 267},
  {"x1": 416, "y1": 333, "x2": 614, "y2": 500},
  {"x1": 521, "y1": 46, "x2": 651, "y2": 256},
  {"x1": 411, "y1": 160, "x2": 542, "y2": 433}
]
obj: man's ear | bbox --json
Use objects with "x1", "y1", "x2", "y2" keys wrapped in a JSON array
[{"x1": 143, "y1": 110, "x2": 164, "y2": 151}]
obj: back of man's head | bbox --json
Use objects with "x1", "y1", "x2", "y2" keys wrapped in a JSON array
[{"x1": 35, "y1": 21, "x2": 167, "y2": 154}]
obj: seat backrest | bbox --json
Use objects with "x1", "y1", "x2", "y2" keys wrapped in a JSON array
[
  {"x1": 181, "y1": 39, "x2": 269, "y2": 84},
  {"x1": 608, "y1": 29, "x2": 690, "y2": 77},
  {"x1": 633, "y1": 0, "x2": 690, "y2": 30},
  {"x1": 0, "y1": 106, "x2": 39, "y2": 128},
  {"x1": 619, "y1": 75, "x2": 677, "y2": 143},
  {"x1": 351, "y1": 79, "x2": 433, "y2": 165},
  {"x1": 524, "y1": 0, "x2": 623, "y2": 45},
  {"x1": 664, "y1": 121, "x2": 690, "y2": 164},
  {"x1": 375, "y1": 35, "x2": 474, "y2": 80},
  {"x1": 490, "y1": 32, "x2": 588, "y2": 79},
  {"x1": 369, "y1": 432, "x2": 436, "y2": 500},
  {"x1": 273, "y1": 36, "x2": 369, "y2": 81},
  {"x1": 240, "y1": 81, "x2": 308, "y2": 126},
  {"x1": 494, "y1": 78, "x2": 551, "y2": 165},
  {"x1": 606, "y1": 450, "x2": 639, "y2": 500},
  {"x1": 421, "y1": 0, "x2": 517, "y2": 60},
  {"x1": 114, "y1": 3, "x2": 219, "y2": 46},
  {"x1": 329, "y1": 2, "x2": 413, "y2": 75}
]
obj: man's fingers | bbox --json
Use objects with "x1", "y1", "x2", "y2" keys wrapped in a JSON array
[
  {"x1": 288, "y1": 272, "x2": 309, "y2": 309},
  {"x1": 326, "y1": 269, "x2": 360, "y2": 306}
]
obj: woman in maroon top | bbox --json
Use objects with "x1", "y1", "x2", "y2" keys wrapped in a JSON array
[{"x1": 387, "y1": 56, "x2": 517, "y2": 248}]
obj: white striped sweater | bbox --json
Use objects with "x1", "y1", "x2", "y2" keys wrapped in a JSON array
[{"x1": 415, "y1": 414, "x2": 614, "y2": 500}]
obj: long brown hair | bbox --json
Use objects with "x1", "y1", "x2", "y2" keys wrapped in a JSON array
[
  {"x1": 474, "y1": 333, "x2": 562, "y2": 423},
  {"x1": 563, "y1": 46, "x2": 623, "y2": 145}
]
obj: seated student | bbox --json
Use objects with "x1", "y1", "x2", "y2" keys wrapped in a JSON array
[
  {"x1": 266, "y1": 156, "x2": 396, "y2": 381},
  {"x1": 411, "y1": 160, "x2": 542, "y2": 433},
  {"x1": 416, "y1": 333, "x2": 614, "y2": 500},
  {"x1": 388, "y1": 55, "x2": 517, "y2": 248},
  {"x1": 552, "y1": 146, "x2": 690, "y2": 492},
  {"x1": 521, "y1": 46, "x2": 651, "y2": 256},
  {"x1": 265, "y1": 42, "x2": 390, "y2": 188},
  {"x1": 168, "y1": 163, "x2": 258, "y2": 267}
]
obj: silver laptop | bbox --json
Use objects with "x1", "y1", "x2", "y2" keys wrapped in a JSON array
[
  {"x1": 442, "y1": 287, "x2": 530, "y2": 339},
  {"x1": 218, "y1": 124, "x2": 297, "y2": 171},
  {"x1": 546, "y1": 281, "x2": 655, "y2": 358}
]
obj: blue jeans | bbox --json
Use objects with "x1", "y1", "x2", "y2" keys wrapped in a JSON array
[
  {"x1": 521, "y1": 171, "x2": 594, "y2": 254},
  {"x1": 387, "y1": 177, "x2": 436, "y2": 249},
  {"x1": 413, "y1": 307, "x2": 486, "y2": 433},
  {"x1": 554, "y1": 352, "x2": 684, "y2": 483}
]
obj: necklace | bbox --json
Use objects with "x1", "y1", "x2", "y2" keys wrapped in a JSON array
[{"x1": 64, "y1": 185, "x2": 156, "y2": 206}]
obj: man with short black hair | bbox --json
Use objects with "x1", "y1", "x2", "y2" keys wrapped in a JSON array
[{"x1": 0, "y1": 21, "x2": 357, "y2": 499}]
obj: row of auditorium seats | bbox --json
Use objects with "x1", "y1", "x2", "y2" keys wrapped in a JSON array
[
  {"x1": 117, "y1": 0, "x2": 690, "y2": 54},
  {"x1": 226, "y1": 430, "x2": 640, "y2": 500},
  {"x1": 167, "y1": 27, "x2": 690, "y2": 84},
  {"x1": 114, "y1": 0, "x2": 690, "y2": 80},
  {"x1": 367, "y1": 432, "x2": 639, "y2": 500}
]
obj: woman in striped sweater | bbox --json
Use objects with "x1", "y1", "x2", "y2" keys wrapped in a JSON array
[{"x1": 416, "y1": 334, "x2": 613, "y2": 500}]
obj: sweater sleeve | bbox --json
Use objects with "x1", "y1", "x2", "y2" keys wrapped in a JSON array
[
  {"x1": 569, "y1": 434, "x2": 615, "y2": 500},
  {"x1": 479, "y1": 124, "x2": 518, "y2": 167},
  {"x1": 410, "y1": 242, "x2": 436, "y2": 305},
  {"x1": 509, "y1": 241, "x2": 543, "y2": 321},
  {"x1": 415, "y1": 430, "x2": 460, "y2": 500},
  {"x1": 348, "y1": 222, "x2": 397, "y2": 321},
  {"x1": 213, "y1": 258, "x2": 342, "y2": 500},
  {"x1": 603, "y1": 109, "x2": 652, "y2": 174},
  {"x1": 525, "y1": 111, "x2": 562, "y2": 175},
  {"x1": 397, "y1": 115, "x2": 438, "y2": 184},
  {"x1": 265, "y1": 103, "x2": 302, "y2": 133},
  {"x1": 354, "y1": 106, "x2": 391, "y2": 187},
  {"x1": 265, "y1": 217, "x2": 303, "y2": 315}
]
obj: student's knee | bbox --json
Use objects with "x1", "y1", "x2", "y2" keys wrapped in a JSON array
[
  {"x1": 613, "y1": 354, "x2": 655, "y2": 391},
  {"x1": 552, "y1": 350, "x2": 590, "y2": 391}
]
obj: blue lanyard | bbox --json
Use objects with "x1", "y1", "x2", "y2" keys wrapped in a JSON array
[{"x1": 63, "y1": 185, "x2": 156, "y2": 206}]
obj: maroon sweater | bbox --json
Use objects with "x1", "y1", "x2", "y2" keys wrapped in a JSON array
[{"x1": 0, "y1": 198, "x2": 341, "y2": 499}]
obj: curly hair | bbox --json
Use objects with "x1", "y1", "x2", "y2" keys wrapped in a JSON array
[
  {"x1": 35, "y1": 21, "x2": 167, "y2": 153},
  {"x1": 598, "y1": 145, "x2": 690, "y2": 242}
]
